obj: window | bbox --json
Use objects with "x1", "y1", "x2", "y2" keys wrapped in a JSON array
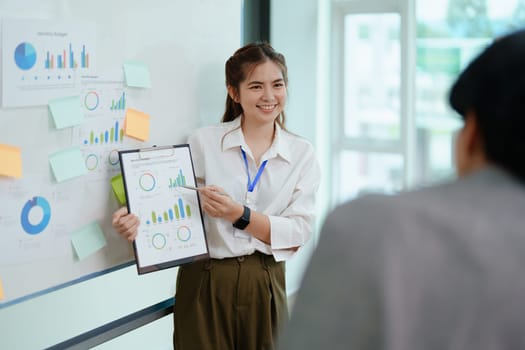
[
  {"x1": 338, "y1": 151, "x2": 403, "y2": 199},
  {"x1": 331, "y1": 0, "x2": 525, "y2": 206},
  {"x1": 332, "y1": 1, "x2": 408, "y2": 206},
  {"x1": 343, "y1": 13, "x2": 401, "y2": 141},
  {"x1": 414, "y1": 0, "x2": 525, "y2": 185}
]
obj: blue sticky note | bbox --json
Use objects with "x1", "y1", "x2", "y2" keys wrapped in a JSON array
[
  {"x1": 48, "y1": 96, "x2": 83, "y2": 129},
  {"x1": 123, "y1": 61, "x2": 151, "y2": 88},
  {"x1": 49, "y1": 147, "x2": 87, "y2": 182},
  {"x1": 71, "y1": 222, "x2": 107, "y2": 261}
]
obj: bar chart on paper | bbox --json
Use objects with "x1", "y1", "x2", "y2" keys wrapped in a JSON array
[
  {"x1": 110, "y1": 92, "x2": 126, "y2": 111},
  {"x1": 82, "y1": 120, "x2": 124, "y2": 145},
  {"x1": 81, "y1": 79, "x2": 128, "y2": 116},
  {"x1": 145, "y1": 197, "x2": 192, "y2": 225},
  {"x1": 44, "y1": 43, "x2": 90, "y2": 69},
  {"x1": 168, "y1": 169, "x2": 187, "y2": 188},
  {"x1": 119, "y1": 145, "x2": 208, "y2": 271},
  {"x1": 76, "y1": 115, "x2": 141, "y2": 180},
  {"x1": 2, "y1": 18, "x2": 97, "y2": 107}
]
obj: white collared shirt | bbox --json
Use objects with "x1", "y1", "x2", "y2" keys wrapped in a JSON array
[{"x1": 187, "y1": 116, "x2": 321, "y2": 261}]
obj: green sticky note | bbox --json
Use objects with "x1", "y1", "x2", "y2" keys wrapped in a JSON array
[
  {"x1": 71, "y1": 222, "x2": 107, "y2": 261},
  {"x1": 49, "y1": 147, "x2": 87, "y2": 182},
  {"x1": 48, "y1": 96, "x2": 83, "y2": 129},
  {"x1": 111, "y1": 173, "x2": 127, "y2": 205},
  {"x1": 123, "y1": 61, "x2": 151, "y2": 88}
]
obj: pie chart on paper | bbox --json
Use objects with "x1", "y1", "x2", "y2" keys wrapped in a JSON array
[{"x1": 14, "y1": 42, "x2": 37, "y2": 70}]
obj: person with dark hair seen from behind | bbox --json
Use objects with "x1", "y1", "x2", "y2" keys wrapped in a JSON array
[
  {"x1": 113, "y1": 42, "x2": 320, "y2": 350},
  {"x1": 279, "y1": 28, "x2": 525, "y2": 350}
]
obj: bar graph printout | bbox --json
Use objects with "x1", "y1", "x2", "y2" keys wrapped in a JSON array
[
  {"x1": 74, "y1": 74, "x2": 143, "y2": 182},
  {"x1": 119, "y1": 145, "x2": 209, "y2": 274},
  {"x1": 2, "y1": 18, "x2": 96, "y2": 107}
]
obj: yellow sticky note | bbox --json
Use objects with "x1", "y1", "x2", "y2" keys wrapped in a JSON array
[
  {"x1": 111, "y1": 173, "x2": 127, "y2": 205},
  {"x1": 0, "y1": 277, "x2": 4, "y2": 300},
  {"x1": 124, "y1": 108, "x2": 150, "y2": 141},
  {"x1": 0, "y1": 144, "x2": 22, "y2": 178}
]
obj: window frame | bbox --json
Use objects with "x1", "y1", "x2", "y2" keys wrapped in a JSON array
[{"x1": 330, "y1": 0, "x2": 417, "y2": 206}]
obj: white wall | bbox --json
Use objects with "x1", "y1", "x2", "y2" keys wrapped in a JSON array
[
  {"x1": 271, "y1": 0, "x2": 331, "y2": 295},
  {"x1": 0, "y1": 1, "x2": 240, "y2": 348}
]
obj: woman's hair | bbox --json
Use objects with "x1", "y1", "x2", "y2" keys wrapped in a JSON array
[
  {"x1": 221, "y1": 42, "x2": 288, "y2": 129},
  {"x1": 449, "y1": 28, "x2": 525, "y2": 181}
]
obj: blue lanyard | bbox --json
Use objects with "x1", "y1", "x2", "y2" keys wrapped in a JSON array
[{"x1": 241, "y1": 147, "x2": 268, "y2": 192}]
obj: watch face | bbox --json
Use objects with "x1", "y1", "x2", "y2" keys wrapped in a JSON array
[{"x1": 233, "y1": 219, "x2": 248, "y2": 230}]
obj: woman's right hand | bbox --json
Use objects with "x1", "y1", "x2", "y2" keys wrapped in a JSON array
[{"x1": 112, "y1": 206, "x2": 140, "y2": 242}]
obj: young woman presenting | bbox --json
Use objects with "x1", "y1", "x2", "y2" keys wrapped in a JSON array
[{"x1": 112, "y1": 42, "x2": 320, "y2": 350}]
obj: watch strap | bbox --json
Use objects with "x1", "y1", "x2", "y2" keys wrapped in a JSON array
[{"x1": 233, "y1": 205, "x2": 250, "y2": 230}]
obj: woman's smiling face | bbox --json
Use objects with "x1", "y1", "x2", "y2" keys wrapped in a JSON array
[{"x1": 231, "y1": 60, "x2": 287, "y2": 127}]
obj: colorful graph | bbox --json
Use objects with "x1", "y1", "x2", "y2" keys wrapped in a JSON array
[
  {"x1": 151, "y1": 233, "x2": 167, "y2": 249},
  {"x1": 83, "y1": 120, "x2": 124, "y2": 145},
  {"x1": 111, "y1": 92, "x2": 126, "y2": 110},
  {"x1": 83, "y1": 150, "x2": 119, "y2": 171},
  {"x1": 108, "y1": 149, "x2": 119, "y2": 166},
  {"x1": 44, "y1": 43, "x2": 90, "y2": 69},
  {"x1": 177, "y1": 226, "x2": 192, "y2": 242},
  {"x1": 147, "y1": 229, "x2": 191, "y2": 249},
  {"x1": 84, "y1": 91, "x2": 99, "y2": 111},
  {"x1": 145, "y1": 198, "x2": 192, "y2": 225},
  {"x1": 139, "y1": 173, "x2": 156, "y2": 192},
  {"x1": 85, "y1": 153, "x2": 98, "y2": 170},
  {"x1": 20, "y1": 196, "x2": 51, "y2": 235},
  {"x1": 168, "y1": 169, "x2": 187, "y2": 189},
  {"x1": 14, "y1": 42, "x2": 37, "y2": 70}
]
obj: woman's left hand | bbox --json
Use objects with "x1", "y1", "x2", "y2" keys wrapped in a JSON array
[{"x1": 198, "y1": 185, "x2": 243, "y2": 223}]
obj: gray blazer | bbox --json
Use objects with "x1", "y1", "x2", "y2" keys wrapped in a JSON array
[{"x1": 280, "y1": 167, "x2": 525, "y2": 350}]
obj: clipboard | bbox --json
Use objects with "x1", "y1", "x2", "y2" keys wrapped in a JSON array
[{"x1": 118, "y1": 144, "x2": 209, "y2": 274}]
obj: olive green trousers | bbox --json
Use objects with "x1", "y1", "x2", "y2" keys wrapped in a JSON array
[{"x1": 173, "y1": 251, "x2": 287, "y2": 350}]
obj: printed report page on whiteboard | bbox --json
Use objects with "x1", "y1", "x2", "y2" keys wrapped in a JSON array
[{"x1": 119, "y1": 145, "x2": 209, "y2": 274}]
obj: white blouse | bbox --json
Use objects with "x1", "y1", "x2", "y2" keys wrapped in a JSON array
[{"x1": 187, "y1": 117, "x2": 321, "y2": 261}]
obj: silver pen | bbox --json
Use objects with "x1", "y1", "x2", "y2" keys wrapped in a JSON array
[
  {"x1": 180, "y1": 185, "x2": 228, "y2": 196},
  {"x1": 180, "y1": 185, "x2": 199, "y2": 191}
]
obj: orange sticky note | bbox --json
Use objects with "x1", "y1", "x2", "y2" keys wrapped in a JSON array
[
  {"x1": 0, "y1": 277, "x2": 4, "y2": 300},
  {"x1": 0, "y1": 144, "x2": 22, "y2": 178},
  {"x1": 124, "y1": 108, "x2": 150, "y2": 141}
]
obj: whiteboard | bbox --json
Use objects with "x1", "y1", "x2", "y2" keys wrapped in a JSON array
[{"x1": 0, "y1": 0, "x2": 240, "y2": 346}]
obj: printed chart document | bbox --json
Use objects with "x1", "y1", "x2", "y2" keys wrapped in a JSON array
[{"x1": 119, "y1": 145, "x2": 208, "y2": 274}]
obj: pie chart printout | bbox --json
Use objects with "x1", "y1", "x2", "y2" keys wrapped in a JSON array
[{"x1": 14, "y1": 42, "x2": 37, "y2": 70}]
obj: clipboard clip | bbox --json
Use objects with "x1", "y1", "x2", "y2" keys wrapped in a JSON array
[{"x1": 138, "y1": 145, "x2": 175, "y2": 160}]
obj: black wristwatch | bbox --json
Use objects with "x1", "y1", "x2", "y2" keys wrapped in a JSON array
[{"x1": 233, "y1": 205, "x2": 251, "y2": 230}]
